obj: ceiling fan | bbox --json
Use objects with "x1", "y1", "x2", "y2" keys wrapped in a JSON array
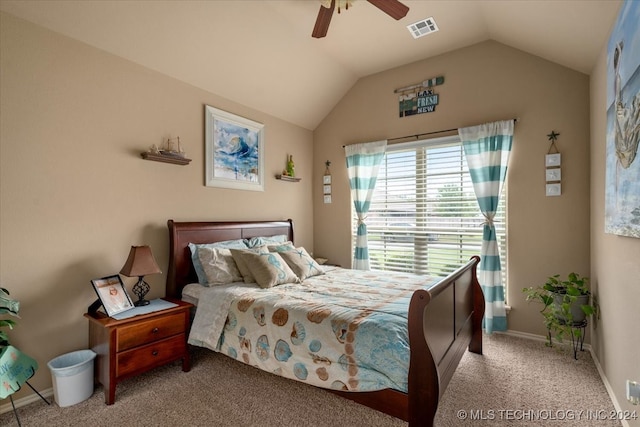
[{"x1": 312, "y1": 0, "x2": 410, "y2": 38}]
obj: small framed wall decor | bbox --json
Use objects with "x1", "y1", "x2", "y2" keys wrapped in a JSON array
[
  {"x1": 91, "y1": 275, "x2": 134, "y2": 317},
  {"x1": 545, "y1": 153, "x2": 561, "y2": 167},
  {"x1": 546, "y1": 183, "x2": 562, "y2": 197},
  {"x1": 323, "y1": 160, "x2": 332, "y2": 204},
  {"x1": 545, "y1": 168, "x2": 561, "y2": 182},
  {"x1": 545, "y1": 131, "x2": 562, "y2": 196}
]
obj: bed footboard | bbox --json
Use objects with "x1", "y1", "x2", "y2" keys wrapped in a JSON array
[
  {"x1": 407, "y1": 255, "x2": 483, "y2": 426},
  {"x1": 331, "y1": 256, "x2": 483, "y2": 426}
]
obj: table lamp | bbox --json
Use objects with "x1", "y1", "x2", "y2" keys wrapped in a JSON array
[{"x1": 120, "y1": 245, "x2": 161, "y2": 306}]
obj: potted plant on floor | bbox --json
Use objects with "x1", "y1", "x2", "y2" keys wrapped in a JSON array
[
  {"x1": 0, "y1": 287, "x2": 44, "y2": 403},
  {"x1": 0, "y1": 287, "x2": 20, "y2": 350},
  {"x1": 523, "y1": 273, "x2": 599, "y2": 352}
]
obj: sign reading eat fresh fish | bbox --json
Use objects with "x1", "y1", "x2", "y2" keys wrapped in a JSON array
[{"x1": 396, "y1": 76, "x2": 444, "y2": 117}]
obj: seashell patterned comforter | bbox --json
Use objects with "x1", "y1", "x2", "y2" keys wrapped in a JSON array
[{"x1": 186, "y1": 267, "x2": 440, "y2": 393}]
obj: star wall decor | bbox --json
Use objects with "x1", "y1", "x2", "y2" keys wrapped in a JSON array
[{"x1": 547, "y1": 130, "x2": 560, "y2": 142}]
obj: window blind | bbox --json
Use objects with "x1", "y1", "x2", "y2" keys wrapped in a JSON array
[{"x1": 353, "y1": 135, "x2": 507, "y2": 284}]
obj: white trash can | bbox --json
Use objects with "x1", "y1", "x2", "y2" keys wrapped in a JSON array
[{"x1": 47, "y1": 349, "x2": 96, "y2": 407}]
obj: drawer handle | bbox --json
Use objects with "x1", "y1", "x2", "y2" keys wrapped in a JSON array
[
  {"x1": 152, "y1": 327, "x2": 159, "y2": 334},
  {"x1": 152, "y1": 350, "x2": 159, "y2": 356}
]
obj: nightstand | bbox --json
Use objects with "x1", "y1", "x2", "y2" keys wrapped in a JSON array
[{"x1": 84, "y1": 298, "x2": 192, "y2": 405}]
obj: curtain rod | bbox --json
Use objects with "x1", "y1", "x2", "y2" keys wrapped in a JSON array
[{"x1": 342, "y1": 118, "x2": 519, "y2": 148}]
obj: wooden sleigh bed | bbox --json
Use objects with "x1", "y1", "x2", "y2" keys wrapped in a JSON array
[{"x1": 166, "y1": 219, "x2": 484, "y2": 427}]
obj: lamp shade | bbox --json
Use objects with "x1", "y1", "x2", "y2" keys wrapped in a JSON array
[{"x1": 119, "y1": 245, "x2": 161, "y2": 277}]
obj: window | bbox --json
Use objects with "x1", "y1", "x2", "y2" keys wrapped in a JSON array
[{"x1": 353, "y1": 135, "x2": 507, "y2": 285}]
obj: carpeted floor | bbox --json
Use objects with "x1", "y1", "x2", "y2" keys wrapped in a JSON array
[{"x1": 0, "y1": 333, "x2": 621, "y2": 426}]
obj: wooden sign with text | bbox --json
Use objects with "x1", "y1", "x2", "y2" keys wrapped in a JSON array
[{"x1": 397, "y1": 76, "x2": 444, "y2": 118}]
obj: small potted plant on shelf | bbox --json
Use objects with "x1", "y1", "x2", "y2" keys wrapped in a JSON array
[{"x1": 523, "y1": 273, "x2": 599, "y2": 348}]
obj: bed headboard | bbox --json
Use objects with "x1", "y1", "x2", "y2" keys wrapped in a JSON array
[{"x1": 166, "y1": 219, "x2": 294, "y2": 299}]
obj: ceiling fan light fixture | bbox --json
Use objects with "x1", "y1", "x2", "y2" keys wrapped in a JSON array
[
  {"x1": 407, "y1": 17, "x2": 439, "y2": 39},
  {"x1": 313, "y1": 0, "x2": 408, "y2": 38},
  {"x1": 320, "y1": 0, "x2": 354, "y2": 13}
]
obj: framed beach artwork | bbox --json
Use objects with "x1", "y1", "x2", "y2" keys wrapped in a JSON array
[
  {"x1": 205, "y1": 105, "x2": 265, "y2": 191},
  {"x1": 605, "y1": 1, "x2": 640, "y2": 238}
]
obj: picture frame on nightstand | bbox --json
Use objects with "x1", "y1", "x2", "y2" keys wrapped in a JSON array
[{"x1": 91, "y1": 275, "x2": 134, "y2": 317}]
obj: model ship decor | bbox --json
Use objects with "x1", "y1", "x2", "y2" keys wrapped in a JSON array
[{"x1": 141, "y1": 137, "x2": 192, "y2": 165}]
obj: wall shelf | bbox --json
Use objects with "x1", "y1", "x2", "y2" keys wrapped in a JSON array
[
  {"x1": 141, "y1": 152, "x2": 191, "y2": 165},
  {"x1": 275, "y1": 174, "x2": 301, "y2": 182}
]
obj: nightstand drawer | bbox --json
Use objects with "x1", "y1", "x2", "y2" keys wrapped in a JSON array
[
  {"x1": 116, "y1": 313, "x2": 186, "y2": 352},
  {"x1": 116, "y1": 334, "x2": 186, "y2": 378}
]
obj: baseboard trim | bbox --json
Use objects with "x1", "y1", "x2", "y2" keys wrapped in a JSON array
[
  {"x1": 501, "y1": 330, "x2": 630, "y2": 427},
  {"x1": 499, "y1": 329, "x2": 592, "y2": 350},
  {"x1": 588, "y1": 347, "x2": 631, "y2": 427},
  {"x1": 0, "y1": 387, "x2": 54, "y2": 415}
]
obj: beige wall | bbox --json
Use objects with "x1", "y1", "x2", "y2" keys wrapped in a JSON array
[
  {"x1": 590, "y1": 41, "x2": 640, "y2": 424},
  {"x1": 0, "y1": 12, "x2": 314, "y2": 398},
  {"x1": 314, "y1": 40, "x2": 591, "y2": 337}
]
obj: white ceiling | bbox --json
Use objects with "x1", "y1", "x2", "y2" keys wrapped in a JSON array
[{"x1": 0, "y1": 0, "x2": 622, "y2": 130}]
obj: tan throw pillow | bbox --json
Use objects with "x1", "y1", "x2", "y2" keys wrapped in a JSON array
[
  {"x1": 244, "y1": 235, "x2": 289, "y2": 248},
  {"x1": 237, "y1": 251, "x2": 299, "y2": 289},
  {"x1": 197, "y1": 247, "x2": 243, "y2": 286},
  {"x1": 267, "y1": 242, "x2": 295, "y2": 252},
  {"x1": 278, "y1": 247, "x2": 325, "y2": 281},
  {"x1": 230, "y1": 247, "x2": 268, "y2": 284}
]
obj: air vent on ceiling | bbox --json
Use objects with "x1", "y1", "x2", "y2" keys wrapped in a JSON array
[{"x1": 407, "y1": 17, "x2": 439, "y2": 39}]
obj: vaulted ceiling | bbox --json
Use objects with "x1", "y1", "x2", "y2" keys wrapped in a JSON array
[{"x1": 0, "y1": 0, "x2": 622, "y2": 130}]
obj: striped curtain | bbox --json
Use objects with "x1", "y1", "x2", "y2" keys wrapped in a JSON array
[
  {"x1": 459, "y1": 120, "x2": 513, "y2": 333},
  {"x1": 345, "y1": 140, "x2": 387, "y2": 270}
]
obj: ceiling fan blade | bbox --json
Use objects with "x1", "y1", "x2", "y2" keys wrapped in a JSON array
[
  {"x1": 366, "y1": 0, "x2": 409, "y2": 20},
  {"x1": 312, "y1": 0, "x2": 335, "y2": 38}
]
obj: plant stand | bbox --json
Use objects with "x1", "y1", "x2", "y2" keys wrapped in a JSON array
[
  {"x1": 546, "y1": 319, "x2": 587, "y2": 360},
  {"x1": 8, "y1": 381, "x2": 50, "y2": 427},
  {"x1": 0, "y1": 346, "x2": 50, "y2": 427},
  {"x1": 568, "y1": 320, "x2": 587, "y2": 360}
]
